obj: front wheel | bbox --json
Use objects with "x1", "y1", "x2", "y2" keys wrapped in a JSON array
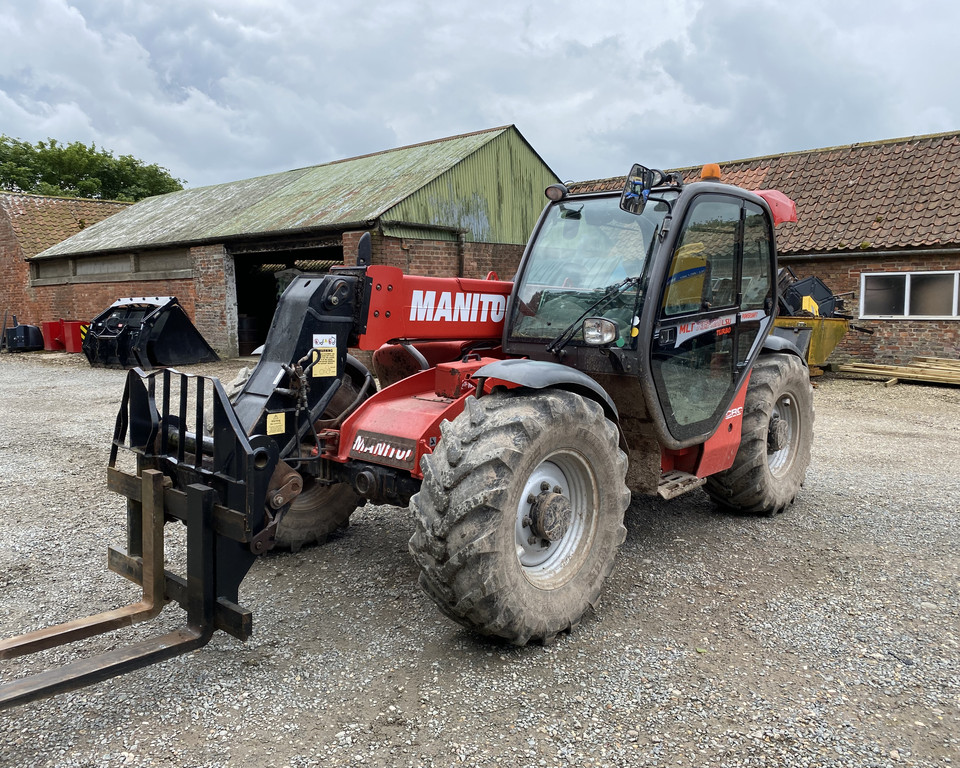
[
  {"x1": 705, "y1": 353, "x2": 814, "y2": 514},
  {"x1": 409, "y1": 389, "x2": 630, "y2": 645},
  {"x1": 275, "y1": 371, "x2": 370, "y2": 550},
  {"x1": 274, "y1": 476, "x2": 359, "y2": 550}
]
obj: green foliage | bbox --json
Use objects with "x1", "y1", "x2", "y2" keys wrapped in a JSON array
[{"x1": 0, "y1": 135, "x2": 185, "y2": 201}]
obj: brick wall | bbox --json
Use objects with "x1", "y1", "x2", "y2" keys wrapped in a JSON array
[
  {"x1": 1, "y1": 237, "x2": 224, "y2": 355},
  {"x1": 783, "y1": 251, "x2": 960, "y2": 365},
  {"x1": 191, "y1": 244, "x2": 236, "y2": 356},
  {"x1": 31, "y1": 277, "x2": 196, "y2": 328},
  {"x1": 462, "y1": 241, "x2": 525, "y2": 281},
  {"x1": 357, "y1": 231, "x2": 461, "y2": 277},
  {"x1": 2, "y1": 226, "x2": 198, "y2": 330},
  {"x1": 0, "y1": 216, "x2": 30, "y2": 326},
  {"x1": 342, "y1": 230, "x2": 523, "y2": 280}
]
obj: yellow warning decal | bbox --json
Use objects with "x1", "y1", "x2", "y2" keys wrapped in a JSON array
[
  {"x1": 266, "y1": 412, "x2": 286, "y2": 435},
  {"x1": 311, "y1": 333, "x2": 338, "y2": 378},
  {"x1": 312, "y1": 348, "x2": 337, "y2": 377}
]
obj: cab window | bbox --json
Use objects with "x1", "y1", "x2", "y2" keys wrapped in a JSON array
[
  {"x1": 741, "y1": 202, "x2": 773, "y2": 310},
  {"x1": 662, "y1": 196, "x2": 741, "y2": 316}
]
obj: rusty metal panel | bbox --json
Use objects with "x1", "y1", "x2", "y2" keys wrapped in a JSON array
[
  {"x1": 380, "y1": 223, "x2": 460, "y2": 241},
  {"x1": 384, "y1": 128, "x2": 560, "y2": 245}
]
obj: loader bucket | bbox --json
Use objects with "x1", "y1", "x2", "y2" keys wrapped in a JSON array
[
  {"x1": 83, "y1": 297, "x2": 219, "y2": 369},
  {"x1": 773, "y1": 316, "x2": 850, "y2": 367}
]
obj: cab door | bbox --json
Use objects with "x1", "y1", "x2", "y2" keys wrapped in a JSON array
[{"x1": 649, "y1": 193, "x2": 775, "y2": 445}]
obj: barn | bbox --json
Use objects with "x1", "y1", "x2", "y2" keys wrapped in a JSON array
[{"x1": 26, "y1": 125, "x2": 558, "y2": 356}]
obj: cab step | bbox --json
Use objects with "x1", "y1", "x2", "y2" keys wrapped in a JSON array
[{"x1": 657, "y1": 470, "x2": 706, "y2": 500}]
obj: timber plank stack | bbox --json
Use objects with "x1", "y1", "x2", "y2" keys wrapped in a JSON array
[{"x1": 834, "y1": 357, "x2": 960, "y2": 386}]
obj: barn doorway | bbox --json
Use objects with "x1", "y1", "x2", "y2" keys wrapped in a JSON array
[{"x1": 231, "y1": 237, "x2": 344, "y2": 355}]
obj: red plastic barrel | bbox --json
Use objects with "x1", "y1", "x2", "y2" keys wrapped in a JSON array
[{"x1": 41, "y1": 321, "x2": 66, "y2": 351}]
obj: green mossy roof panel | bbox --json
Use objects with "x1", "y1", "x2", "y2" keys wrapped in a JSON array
[
  {"x1": 384, "y1": 128, "x2": 560, "y2": 244},
  {"x1": 35, "y1": 127, "x2": 522, "y2": 259}
]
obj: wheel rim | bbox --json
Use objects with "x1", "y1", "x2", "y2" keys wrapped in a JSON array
[
  {"x1": 514, "y1": 450, "x2": 599, "y2": 589},
  {"x1": 767, "y1": 393, "x2": 800, "y2": 476}
]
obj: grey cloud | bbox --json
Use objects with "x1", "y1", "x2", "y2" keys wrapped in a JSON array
[{"x1": 2, "y1": 0, "x2": 959, "y2": 189}]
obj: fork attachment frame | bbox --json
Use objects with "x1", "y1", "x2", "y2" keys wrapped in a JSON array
[{"x1": 0, "y1": 368, "x2": 279, "y2": 709}]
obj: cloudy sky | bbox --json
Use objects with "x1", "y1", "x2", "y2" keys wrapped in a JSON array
[{"x1": 2, "y1": 0, "x2": 958, "y2": 190}]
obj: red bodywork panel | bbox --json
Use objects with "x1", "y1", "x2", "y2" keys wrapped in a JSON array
[
  {"x1": 338, "y1": 265, "x2": 513, "y2": 477},
  {"x1": 358, "y1": 265, "x2": 513, "y2": 349},
  {"x1": 372, "y1": 340, "x2": 502, "y2": 389},
  {"x1": 753, "y1": 190, "x2": 797, "y2": 226},
  {"x1": 333, "y1": 356, "x2": 500, "y2": 478},
  {"x1": 661, "y1": 371, "x2": 751, "y2": 478},
  {"x1": 336, "y1": 264, "x2": 754, "y2": 484}
]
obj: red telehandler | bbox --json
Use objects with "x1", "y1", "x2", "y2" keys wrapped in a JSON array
[{"x1": 0, "y1": 164, "x2": 813, "y2": 707}]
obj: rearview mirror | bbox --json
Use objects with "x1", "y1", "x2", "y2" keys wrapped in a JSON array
[{"x1": 620, "y1": 164, "x2": 666, "y2": 215}]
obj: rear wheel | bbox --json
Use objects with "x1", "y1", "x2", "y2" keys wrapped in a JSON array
[
  {"x1": 705, "y1": 353, "x2": 814, "y2": 514},
  {"x1": 409, "y1": 389, "x2": 630, "y2": 645}
]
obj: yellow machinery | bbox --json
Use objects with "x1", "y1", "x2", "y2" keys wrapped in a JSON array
[{"x1": 773, "y1": 316, "x2": 849, "y2": 369}]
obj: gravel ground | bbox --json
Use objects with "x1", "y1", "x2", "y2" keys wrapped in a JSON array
[{"x1": 0, "y1": 351, "x2": 958, "y2": 768}]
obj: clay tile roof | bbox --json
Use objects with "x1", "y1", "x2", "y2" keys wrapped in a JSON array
[
  {"x1": 0, "y1": 193, "x2": 129, "y2": 258},
  {"x1": 568, "y1": 131, "x2": 960, "y2": 256}
]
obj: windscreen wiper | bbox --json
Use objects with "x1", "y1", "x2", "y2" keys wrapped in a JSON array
[{"x1": 545, "y1": 276, "x2": 641, "y2": 356}]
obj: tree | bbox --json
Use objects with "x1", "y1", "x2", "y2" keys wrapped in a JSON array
[{"x1": 0, "y1": 136, "x2": 184, "y2": 201}]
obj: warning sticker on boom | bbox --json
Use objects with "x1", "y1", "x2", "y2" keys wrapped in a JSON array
[
  {"x1": 311, "y1": 334, "x2": 338, "y2": 378},
  {"x1": 266, "y1": 412, "x2": 286, "y2": 435}
]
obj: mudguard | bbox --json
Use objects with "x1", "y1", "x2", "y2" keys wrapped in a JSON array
[
  {"x1": 762, "y1": 333, "x2": 809, "y2": 362},
  {"x1": 472, "y1": 358, "x2": 619, "y2": 422}
]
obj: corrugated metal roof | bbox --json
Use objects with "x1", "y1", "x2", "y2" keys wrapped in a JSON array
[
  {"x1": 0, "y1": 192, "x2": 129, "y2": 258},
  {"x1": 568, "y1": 130, "x2": 960, "y2": 256},
  {"x1": 35, "y1": 126, "x2": 526, "y2": 259}
]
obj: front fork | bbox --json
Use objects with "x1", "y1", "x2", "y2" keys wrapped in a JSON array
[{"x1": 0, "y1": 368, "x2": 279, "y2": 709}]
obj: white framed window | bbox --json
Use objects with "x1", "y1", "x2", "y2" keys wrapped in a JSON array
[{"x1": 860, "y1": 270, "x2": 960, "y2": 319}]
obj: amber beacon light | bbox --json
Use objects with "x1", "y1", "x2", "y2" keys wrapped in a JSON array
[{"x1": 700, "y1": 163, "x2": 721, "y2": 181}]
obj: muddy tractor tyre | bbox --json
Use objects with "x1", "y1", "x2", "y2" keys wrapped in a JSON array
[
  {"x1": 705, "y1": 353, "x2": 814, "y2": 515},
  {"x1": 274, "y1": 373, "x2": 369, "y2": 551},
  {"x1": 274, "y1": 476, "x2": 360, "y2": 551},
  {"x1": 409, "y1": 389, "x2": 630, "y2": 645}
]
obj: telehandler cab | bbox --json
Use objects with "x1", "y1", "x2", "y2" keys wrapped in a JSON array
[{"x1": 0, "y1": 164, "x2": 813, "y2": 708}]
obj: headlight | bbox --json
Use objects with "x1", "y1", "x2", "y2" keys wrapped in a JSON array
[{"x1": 582, "y1": 318, "x2": 619, "y2": 345}]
